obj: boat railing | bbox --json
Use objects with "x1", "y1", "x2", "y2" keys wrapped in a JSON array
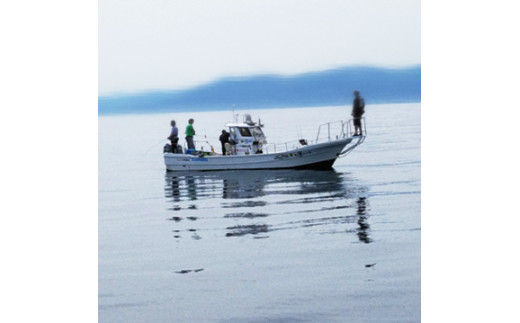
[
  {"x1": 262, "y1": 118, "x2": 366, "y2": 154},
  {"x1": 343, "y1": 117, "x2": 367, "y2": 137},
  {"x1": 263, "y1": 140, "x2": 306, "y2": 154},
  {"x1": 314, "y1": 120, "x2": 349, "y2": 144},
  {"x1": 185, "y1": 117, "x2": 366, "y2": 155}
]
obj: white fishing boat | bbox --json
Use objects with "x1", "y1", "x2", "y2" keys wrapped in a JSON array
[{"x1": 163, "y1": 113, "x2": 365, "y2": 171}]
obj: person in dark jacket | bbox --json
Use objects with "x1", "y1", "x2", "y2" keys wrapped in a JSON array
[
  {"x1": 351, "y1": 90, "x2": 365, "y2": 136},
  {"x1": 219, "y1": 129, "x2": 230, "y2": 155}
]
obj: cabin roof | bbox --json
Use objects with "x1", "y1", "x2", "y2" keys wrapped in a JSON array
[{"x1": 225, "y1": 123, "x2": 258, "y2": 127}]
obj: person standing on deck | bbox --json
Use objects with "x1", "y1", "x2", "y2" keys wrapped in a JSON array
[
  {"x1": 185, "y1": 119, "x2": 196, "y2": 149},
  {"x1": 219, "y1": 129, "x2": 230, "y2": 155},
  {"x1": 351, "y1": 90, "x2": 365, "y2": 136},
  {"x1": 167, "y1": 120, "x2": 179, "y2": 153}
]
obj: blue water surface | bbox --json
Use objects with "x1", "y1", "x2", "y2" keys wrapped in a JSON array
[{"x1": 99, "y1": 103, "x2": 421, "y2": 322}]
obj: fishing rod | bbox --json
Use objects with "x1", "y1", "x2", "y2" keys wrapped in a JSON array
[{"x1": 144, "y1": 138, "x2": 168, "y2": 154}]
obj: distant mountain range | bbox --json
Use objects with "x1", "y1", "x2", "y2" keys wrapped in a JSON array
[{"x1": 98, "y1": 65, "x2": 420, "y2": 115}]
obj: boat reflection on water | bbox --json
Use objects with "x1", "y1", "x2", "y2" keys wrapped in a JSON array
[
  {"x1": 164, "y1": 169, "x2": 371, "y2": 243},
  {"x1": 165, "y1": 169, "x2": 349, "y2": 200},
  {"x1": 356, "y1": 197, "x2": 371, "y2": 243}
]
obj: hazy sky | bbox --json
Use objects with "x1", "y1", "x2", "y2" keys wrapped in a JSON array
[{"x1": 99, "y1": 0, "x2": 420, "y2": 95}]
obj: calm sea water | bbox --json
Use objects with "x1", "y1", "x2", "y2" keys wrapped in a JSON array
[{"x1": 99, "y1": 103, "x2": 420, "y2": 322}]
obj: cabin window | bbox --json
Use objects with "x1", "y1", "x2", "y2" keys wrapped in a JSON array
[
  {"x1": 238, "y1": 127, "x2": 252, "y2": 137},
  {"x1": 229, "y1": 127, "x2": 237, "y2": 140},
  {"x1": 250, "y1": 127, "x2": 264, "y2": 138}
]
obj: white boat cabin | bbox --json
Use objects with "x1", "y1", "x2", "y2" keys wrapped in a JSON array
[{"x1": 225, "y1": 114, "x2": 267, "y2": 156}]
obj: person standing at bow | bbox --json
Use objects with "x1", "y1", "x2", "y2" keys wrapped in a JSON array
[{"x1": 351, "y1": 90, "x2": 365, "y2": 136}]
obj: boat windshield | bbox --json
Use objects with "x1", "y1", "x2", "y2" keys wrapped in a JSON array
[{"x1": 238, "y1": 127, "x2": 252, "y2": 137}]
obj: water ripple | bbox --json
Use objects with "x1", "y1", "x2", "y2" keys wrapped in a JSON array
[{"x1": 164, "y1": 170, "x2": 372, "y2": 243}]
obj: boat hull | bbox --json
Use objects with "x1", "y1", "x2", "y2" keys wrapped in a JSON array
[{"x1": 164, "y1": 137, "x2": 355, "y2": 171}]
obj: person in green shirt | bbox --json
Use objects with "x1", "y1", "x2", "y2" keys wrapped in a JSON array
[{"x1": 185, "y1": 118, "x2": 196, "y2": 149}]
